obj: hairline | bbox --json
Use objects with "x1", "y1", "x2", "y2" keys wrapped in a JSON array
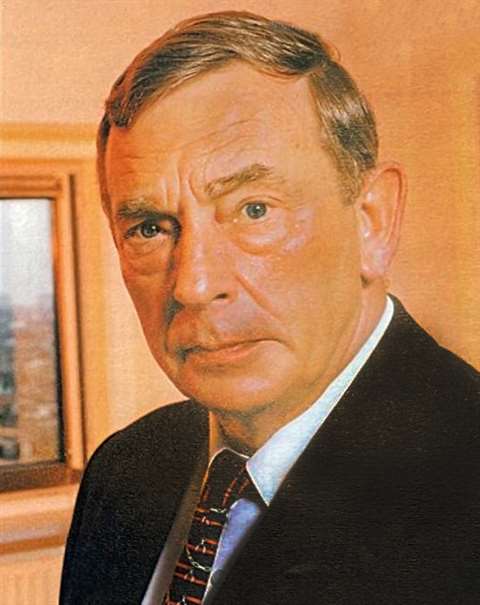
[{"x1": 98, "y1": 66, "x2": 368, "y2": 215}]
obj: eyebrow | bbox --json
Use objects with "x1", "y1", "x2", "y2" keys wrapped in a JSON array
[
  {"x1": 205, "y1": 163, "x2": 278, "y2": 199},
  {"x1": 114, "y1": 162, "x2": 279, "y2": 221},
  {"x1": 115, "y1": 198, "x2": 167, "y2": 222}
]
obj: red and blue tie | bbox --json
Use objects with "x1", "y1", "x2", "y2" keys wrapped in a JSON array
[{"x1": 163, "y1": 449, "x2": 252, "y2": 605}]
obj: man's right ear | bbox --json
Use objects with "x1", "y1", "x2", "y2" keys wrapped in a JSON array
[{"x1": 355, "y1": 162, "x2": 407, "y2": 284}]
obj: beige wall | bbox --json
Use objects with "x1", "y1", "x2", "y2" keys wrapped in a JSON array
[
  {"x1": 2, "y1": 0, "x2": 480, "y2": 448},
  {"x1": 1, "y1": 5, "x2": 479, "y2": 601}
]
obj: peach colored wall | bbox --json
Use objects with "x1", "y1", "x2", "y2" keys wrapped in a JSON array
[
  {"x1": 2, "y1": 1, "x2": 479, "y2": 443},
  {"x1": 1, "y1": 0, "x2": 349, "y2": 125}
]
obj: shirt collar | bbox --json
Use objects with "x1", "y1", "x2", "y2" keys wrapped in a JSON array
[{"x1": 209, "y1": 296, "x2": 394, "y2": 505}]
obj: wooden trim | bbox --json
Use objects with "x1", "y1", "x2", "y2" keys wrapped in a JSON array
[
  {"x1": 0, "y1": 463, "x2": 81, "y2": 493},
  {"x1": 0, "y1": 175, "x2": 62, "y2": 197},
  {"x1": 1, "y1": 123, "x2": 97, "y2": 142},
  {"x1": 0, "y1": 483, "x2": 79, "y2": 555},
  {"x1": 0, "y1": 163, "x2": 86, "y2": 491},
  {"x1": 53, "y1": 172, "x2": 86, "y2": 470},
  {"x1": 0, "y1": 534, "x2": 66, "y2": 556},
  {"x1": 0, "y1": 124, "x2": 96, "y2": 160}
]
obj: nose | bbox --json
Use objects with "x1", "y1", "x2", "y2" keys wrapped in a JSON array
[{"x1": 172, "y1": 218, "x2": 235, "y2": 307}]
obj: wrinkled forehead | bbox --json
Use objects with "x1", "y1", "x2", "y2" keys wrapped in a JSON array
[{"x1": 105, "y1": 63, "x2": 324, "y2": 188}]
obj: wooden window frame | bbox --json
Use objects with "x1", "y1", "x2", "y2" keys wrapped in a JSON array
[{"x1": 0, "y1": 161, "x2": 85, "y2": 492}]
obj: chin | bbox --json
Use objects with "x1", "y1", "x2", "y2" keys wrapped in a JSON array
[
  {"x1": 177, "y1": 372, "x2": 288, "y2": 417},
  {"x1": 155, "y1": 340, "x2": 295, "y2": 412}
]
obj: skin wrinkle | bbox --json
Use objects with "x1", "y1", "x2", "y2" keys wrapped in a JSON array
[
  {"x1": 120, "y1": 74, "x2": 340, "y2": 336},
  {"x1": 106, "y1": 62, "x2": 402, "y2": 450},
  {"x1": 205, "y1": 163, "x2": 275, "y2": 199},
  {"x1": 116, "y1": 165, "x2": 297, "y2": 245},
  {"x1": 97, "y1": 35, "x2": 378, "y2": 214},
  {"x1": 170, "y1": 225, "x2": 292, "y2": 344},
  {"x1": 110, "y1": 114, "x2": 295, "y2": 220},
  {"x1": 198, "y1": 130, "x2": 263, "y2": 165},
  {"x1": 119, "y1": 118, "x2": 256, "y2": 158}
]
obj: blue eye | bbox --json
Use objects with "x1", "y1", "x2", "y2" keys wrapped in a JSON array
[
  {"x1": 244, "y1": 202, "x2": 267, "y2": 219},
  {"x1": 139, "y1": 222, "x2": 161, "y2": 238},
  {"x1": 123, "y1": 215, "x2": 180, "y2": 243}
]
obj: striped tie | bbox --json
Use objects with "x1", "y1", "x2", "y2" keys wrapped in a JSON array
[{"x1": 163, "y1": 449, "x2": 252, "y2": 605}]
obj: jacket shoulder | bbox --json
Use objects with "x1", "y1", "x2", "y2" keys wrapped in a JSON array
[
  {"x1": 61, "y1": 400, "x2": 208, "y2": 603},
  {"x1": 385, "y1": 297, "x2": 479, "y2": 387},
  {"x1": 376, "y1": 298, "x2": 480, "y2": 448},
  {"x1": 85, "y1": 399, "x2": 206, "y2": 474}
]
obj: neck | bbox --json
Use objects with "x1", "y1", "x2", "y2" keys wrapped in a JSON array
[{"x1": 212, "y1": 286, "x2": 387, "y2": 453}]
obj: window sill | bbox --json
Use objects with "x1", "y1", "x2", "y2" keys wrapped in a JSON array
[{"x1": 0, "y1": 483, "x2": 78, "y2": 555}]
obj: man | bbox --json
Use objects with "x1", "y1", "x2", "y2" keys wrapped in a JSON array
[{"x1": 61, "y1": 11, "x2": 480, "y2": 604}]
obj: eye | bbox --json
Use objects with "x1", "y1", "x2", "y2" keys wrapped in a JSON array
[
  {"x1": 243, "y1": 202, "x2": 268, "y2": 220},
  {"x1": 124, "y1": 217, "x2": 179, "y2": 241},
  {"x1": 139, "y1": 222, "x2": 162, "y2": 238}
]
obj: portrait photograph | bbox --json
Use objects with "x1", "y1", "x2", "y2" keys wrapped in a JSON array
[{"x1": 0, "y1": 2, "x2": 479, "y2": 603}]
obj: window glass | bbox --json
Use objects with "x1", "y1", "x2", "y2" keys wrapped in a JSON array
[{"x1": 0, "y1": 198, "x2": 62, "y2": 467}]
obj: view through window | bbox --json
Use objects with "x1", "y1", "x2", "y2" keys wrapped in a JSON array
[{"x1": 0, "y1": 198, "x2": 62, "y2": 468}]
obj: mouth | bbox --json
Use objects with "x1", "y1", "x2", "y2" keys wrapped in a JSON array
[{"x1": 178, "y1": 339, "x2": 266, "y2": 366}]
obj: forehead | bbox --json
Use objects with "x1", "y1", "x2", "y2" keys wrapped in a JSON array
[{"x1": 105, "y1": 62, "x2": 330, "y2": 196}]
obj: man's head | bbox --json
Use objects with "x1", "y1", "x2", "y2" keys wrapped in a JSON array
[
  {"x1": 98, "y1": 11, "x2": 378, "y2": 209},
  {"x1": 101, "y1": 12, "x2": 405, "y2": 431}
]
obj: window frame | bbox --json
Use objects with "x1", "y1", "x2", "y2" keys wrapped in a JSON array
[{"x1": 0, "y1": 161, "x2": 85, "y2": 492}]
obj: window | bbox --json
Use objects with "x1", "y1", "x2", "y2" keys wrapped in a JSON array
[{"x1": 0, "y1": 165, "x2": 84, "y2": 491}]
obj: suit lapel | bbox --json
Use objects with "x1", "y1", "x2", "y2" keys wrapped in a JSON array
[
  {"x1": 212, "y1": 378, "x2": 389, "y2": 604},
  {"x1": 211, "y1": 301, "x2": 435, "y2": 604},
  {"x1": 92, "y1": 402, "x2": 210, "y2": 603}
]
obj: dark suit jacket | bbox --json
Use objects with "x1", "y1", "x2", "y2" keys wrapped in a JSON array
[{"x1": 60, "y1": 301, "x2": 480, "y2": 604}]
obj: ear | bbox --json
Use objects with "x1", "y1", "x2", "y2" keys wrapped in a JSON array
[{"x1": 355, "y1": 162, "x2": 407, "y2": 284}]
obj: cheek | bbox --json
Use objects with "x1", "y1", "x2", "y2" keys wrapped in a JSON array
[
  {"x1": 117, "y1": 237, "x2": 174, "y2": 276},
  {"x1": 302, "y1": 207, "x2": 361, "y2": 281},
  {"x1": 238, "y1": 211, "x2": 360, "y2": 322},
  {"x1": 120, "y1": 262, "x2": 170, "y2": 333},
  {"x1": 283, "y1": 213, "x2": 352, "y2": 282}
]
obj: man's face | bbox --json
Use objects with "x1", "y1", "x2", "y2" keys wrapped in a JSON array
[{"x1": 105, "y1": 63, "x2": 365, "y2": 418}]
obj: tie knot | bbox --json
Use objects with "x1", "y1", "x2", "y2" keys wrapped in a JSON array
[{"x1": 201, "y1": 449, "x2": 251, "y2": 508}]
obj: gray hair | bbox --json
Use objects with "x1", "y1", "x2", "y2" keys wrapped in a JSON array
[{"x1": 98, "y1": 11, "x2": 378, "y2": 209}]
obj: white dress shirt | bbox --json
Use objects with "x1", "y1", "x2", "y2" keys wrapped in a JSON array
[{"x1": 143, "y1": 297, "x2": 394, "y2": 603}]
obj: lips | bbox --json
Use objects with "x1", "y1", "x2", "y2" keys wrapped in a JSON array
[{"x1": 178, "y1": 339, "x2": 266, "y2": 365}]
